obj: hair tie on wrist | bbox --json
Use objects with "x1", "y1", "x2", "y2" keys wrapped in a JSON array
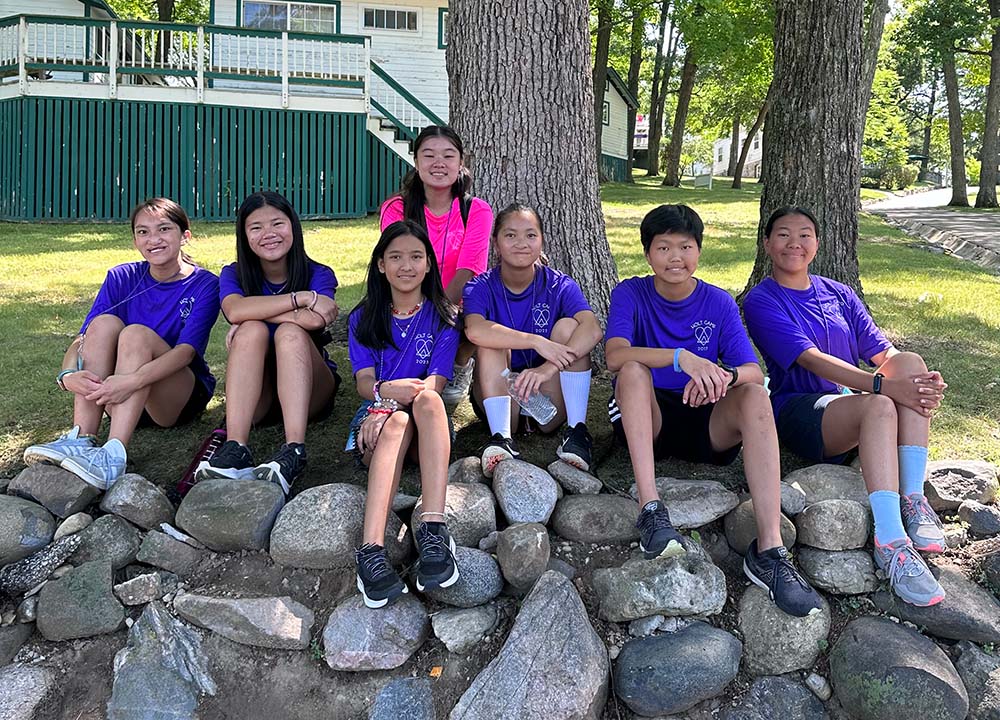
[{"x1": 673, "y1": 348, "x2": 683, "y2": 372}]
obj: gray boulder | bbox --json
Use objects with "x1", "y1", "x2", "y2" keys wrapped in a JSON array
[
  {"x1": 551, "y1": 495, "x2": 639, "y2": 544},
  {"x1": 492, "y1": 460, "x2": 559, "y2": 525},
  {"x1": 174, "y1": 593, "x2": 314, "y2": 650},
  {"x1": 0, "y1": 665, "x2": 56, "y2": 720},
  {"x1": 100, "y1": 473, "x2": 175, "y2": 530},
  {"x1": 426, "y1": 546, "x2": 503, "y2": 608},
  {"x1": 547, "y1": 461, "x2": 602, "y2": 495},
  {"x1": 106, "y1": 601, "x2": 217, "y2": 720},
  {"x1": 136, "y1": 530, "x2": 203, "y2": 577},
  {"x1": 413, "y1": 482, "x2": 496, "y2": 548},
  {"x1": 431, "y1": 604, "x2": 499, "y2": 654},
  {"x1": 614, "y1": 622, "x2": 741, "y2": 716},
  {"x1": 269, "y1": 483, "x2": 409, "y2": 568},
  {"x1": 738, "y1": 586, "x2": 831, "y2": 676},
  {"x1": 722, "y1": 499, "x2": 797, "y2": 555},
  {"x1": 797, "y1": 547, "x2": 878, "y2": 595},
  {"x1": 830, "y1": 616, "x2": 969, "y2": 720},
  {"x1": 370, "y1": 677, "x2": 436, "y2": 720},
  {"x1": 323, "y1": 594, "x2": 428, "y2": 671},
  {"x1": 953, "y1": 640, "x2": 1000, "y2": 720},
  {"x1": 927, "y1": 460, "x2": 999, "y2": 511},
  {"x1": 0, "y1": 534, "x2": 82, "y2": 596},
  {"x1": 795, "y1": 499, "x2": 869, "y2": 551},
  {"x1": 53, "y1": 511, "x2": 93, "y2": 540},
  {"x1": 113, "y1": 571, "x2": 178, "y2": 606},
  {"x1": 592, "y1": 554, "x2": 726, "y2": 622},
  {"x1": 780, "y1": 482, "x2": 808, "y2": 516},
  {"x1": 721, "y1": 676, "x2": 829, "y2": 720},
  {"x1": 629, "y1": 478, "x2": 739, "y2": 528},
  {"x1": 176, "y1": 479, "x2": 284, "y2": 552},
  {"x1": 449, "y1": 571, "x2": 608, "y2": 720},
  {"x1": 8, "y1": 463, "x2": 101, "y2": 518},
  {"x1": 960, "y1": 500, "x2": 1000, "y2": 536},
  {"x1": 73, "y1": 514, "x2": 142, "y2": 570},
  {"x1": 496, "y1": 523, "x2": 549, "y2": 590},
  {"x1": 0, "y1": 622, "x2": 34, "y2": 665},
  {"x1": 449, "y1": 456, "x2": 486, "y2": 484},
  {"x1": 785, "y1": 464, "x2": 869, "y2": 506},
  {"x1": 36, "y1": 560, "x2": 124, "y2": 641},
  {"x1": 0, "y1": 495, "x2": 55, "y2": 565}
]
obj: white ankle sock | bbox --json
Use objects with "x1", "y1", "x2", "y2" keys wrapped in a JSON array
[
  {"x1": 560, "y1": 370, "x2": 592, "y2": 427},
  {"x1": 483, "y1": 396, "x2": 512, "y2": 438}
]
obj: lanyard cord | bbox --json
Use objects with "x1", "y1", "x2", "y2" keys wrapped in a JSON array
[{"x1": 500, "y1": 266, "x2": 538, "y2": 369}]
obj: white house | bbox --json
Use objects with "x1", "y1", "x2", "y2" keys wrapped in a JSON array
[
  {"x1": 713, "y1": 130, "x2": 763, "y2": 178},
  {"x1": 599, "y1": 67, "x2": 639, "y2": 182}
]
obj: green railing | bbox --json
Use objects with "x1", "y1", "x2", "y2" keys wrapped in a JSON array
[{"x1": 369, "y1": 60, "x2": 445, "y2": 141}]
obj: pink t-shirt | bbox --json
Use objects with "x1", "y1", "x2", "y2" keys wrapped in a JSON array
[{"x1": 379, "y1": 195, "x2": 493, "y2": 289}]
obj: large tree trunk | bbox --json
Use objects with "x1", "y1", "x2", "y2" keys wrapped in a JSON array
[
  {"x1": 646, "y1": 1, "x2": 672, "y2": 177},
  {"x1": 593, "y1": 0, "x2": 613, "y2": 181},
  {"x1": 448, "y1": 0, "x2": 619, "y2": 330},
  {"x1": 919, "y1": 70, "x2": 938, "y2": 182},
  {"x1": 727, "y1": 115, "x2": 740, "y2": 177},
  {"x1": 155, "y1": 0, "x2": 174, "y2": 60},
  {"x1": 942, "y1": 53, "x2": 969, "y2": 207},
  {"x1": 859, "y1": 0, "x2": 890, "y2": 123},
  {"x1": 741, "y1": 0, "x2": 866, "y2": 299},
  {"x1": 733, "y1": 87, "x2": 772, "y2": 190},
  {"x1": 975, "y1": 0, "x2": 1000, "y2": 208},
  {"x1": 625, "y1": 6, "x2": 644, "y2": 183},
  {"x1": 662, "y1": 49, "x2": 696, "y2": 187}
]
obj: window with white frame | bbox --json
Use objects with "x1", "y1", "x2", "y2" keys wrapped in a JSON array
[
  {"x1": 753, "y1": 135, "x2": 760, "y2": 150},
  {"x1": 362, "y1": 5, "x2": 419, "y2": 32},
  {"x1": 243, "y1": 1, "x2": 338, "y2": 34}
]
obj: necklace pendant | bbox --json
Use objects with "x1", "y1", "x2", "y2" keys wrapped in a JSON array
[{"x1": 401, "y1": 331, "x2": 407, "y2": 338}]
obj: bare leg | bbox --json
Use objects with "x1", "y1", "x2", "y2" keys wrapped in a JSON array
[
  {"x1": 74, "y1": 314, "x2": 124, "y2": 435},
  {"x1": 537, "y1": 316, "x2": 590, "y2": 433},
  {"x1": 615, "y1": 361, "x2": 663, "y2": 506},
  {"x1": 821, "y1": 394, "x2": 899, "y2": 493},
  {"x1": 273, "y1": 323, "x2": 336, "y2": 445},
  {"x1": 224, "y1": 321, "x2": 271, "y2": 444},
  {"x1": 362, "y1": 412, "x2": 414, "y2": 546},
  {"x1": 412, "y1": 389, "x2": 450, "y2": 519},
  {"x1": 879, "y1": 351, "x2": 932, "y2": 448}
]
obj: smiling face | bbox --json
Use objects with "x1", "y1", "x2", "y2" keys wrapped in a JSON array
[
  {"x1": 414, "y1": 136, "x2": 462, "y2": 192},
  {"x1": 764, "y1": 212, "x2": 818, "y2": 276},
  {"x1": 378, "y1": 233, "x2": 430, "y2": 294},
  {"x1": 645, "y1": 231, "x2": 700, "y2": 294},
  {"x1": 496, "y1": 210, "x2": 543, "y2": 271},
  {"x1": 132, "y1": 208, "x2": 189, "y2": 267},
  {"x1": 244, "y1": 205, "x2": 294, "y2": 265}
]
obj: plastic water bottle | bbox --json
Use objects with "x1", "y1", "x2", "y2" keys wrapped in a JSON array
[{"x1": 501, "y1": 368, "x2": 558, "y2": 425}]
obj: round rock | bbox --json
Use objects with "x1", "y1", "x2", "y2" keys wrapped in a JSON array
[
  {"x1": 959, "y1": 500, "x2": 1000, "y2": 536},
  {"x1": 795, "y1": 499, "x2": 869, "y2": 551},
  {"x1": 738, "y1": 586, "x2": 831, "y2": 676},
  {"x1": 176, "y1": 479, "x2": 284, "y2": 552},
  {"x1": 99, "y1": 473, "x2": 175, "y2": 530},
  {"x1": 496, "y1": 523, "x2": 549, "y2": 590},
  {"x1": 797, "y1": 547, "x2": 878, "y2": 595},
  {"x1": 413, "y1": 482, "x2": 496, "y2": 548},
  {"x1": 449, "y1": 456, "x2": 486, "y2": 484},
  {"x1": 71, "y1": 514, "x2": 140, "y2": 570},
  {"x1": 7, "y1": 463, "x2": 101, "y2": 519},
  {"x1": 0, "y1": 495, "x2": 55, "y2": 565},
  {"x1": 592, "y1": 554, "x2": 727, "y2": 622},
  {"x1": 551, "y1": 494, "x2": 639, "y2": 544},
  {"x1": 53, "y1": 511, "x2": 93, "y2": 541},
  {"x1": 36, "y1": 560, "x2": 124, "y2": 641},
  {"x1": 722, "y1": 499, "x2": 797, "y2": 555},
  {"x1": 926, "y1": 460, "x2": 999, "y2": 511},
  {"x1": 492, "y1": 460, "x2": 558, "y2": 525},
  {"x1": 629, "y1": 478, "x2": 739, "y2": 528},
  {"x1": 721, "y1": 676, "x2": 829, "y2": 720},
  {"x1": 431, "y1": 604, "x2": 499, "y2": 654},
  {"x1": 547, "y1": 461, "x2": 602, "y2": 495},
  {"x1": 785, "y1": 465, "x2": 869, "y2": 506},
  {"x1": 425, "y1": 546, "x2": 503, "y2": 608},
  {"x1": 322, "y1": 594, "x2": 428, "y2": 671},
  {"x1": 369, "y1": 677, "x2": 435, "y2": 720},
  {"x1": 780, "y1": 482, "x2": 808, "y2": 516}
]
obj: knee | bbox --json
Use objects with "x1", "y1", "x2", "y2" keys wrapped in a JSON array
[
  {"x1": 550, "y1": 317, "x2": 579, "y2": 344},
  {"x1": 381, "y1": 410, "x2": 411, "y2": 439},
  {"x1": 116, "y1": 323, "x2": 157, "y2": 353},
  {"x1": 864, "y1": 393, "x2": 898, "y2": 424},
  {"x1": 413, "y1": 388, "x2": 445, "y2": 417},
  {"x1": 273, "y1": 322, "x2": 310, "y2": 349},
  {"x1": 735, "y1": 383, "x2": 772, "y2": 421},
  {"x1": 85, "y1": 314, "x2": 125, "y2": 340},
  {"x1": 884, "y1": 351, "x2": 928, "y2": 375},
  {"x1": 618, "y1": 360, "x2": 651, "y2": 385}
]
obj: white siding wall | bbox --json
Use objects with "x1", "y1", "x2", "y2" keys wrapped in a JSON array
[
  {"x1": 713, "y1": 132, "x2": 763, "y2": 177},
  {"x1": 601, "y1": 85, "x2": 629, "y2": 160},
  {"x1": 0, "y1": 0, "x2": 84, "y2": 18}
]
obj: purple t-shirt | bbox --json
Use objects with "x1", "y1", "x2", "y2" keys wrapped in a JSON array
[
  {"x1": 219, "y1": 260, "x2": 338, "y2": 372},
  {"x1": 462, "y1": 265, "x2": 593, "y2": 371},
  {"x1": 80, "y1": 262, "x2": 220, "y2": 394},
  {"x1": 606, "y1": 276, "x2": 759, "y2": 392},
  {"x1": 743, "y1": 275, "x2": 893, "y2": 415},
  {"x1": 348, "y1": 302, "x2": 460, "y2": 382}
]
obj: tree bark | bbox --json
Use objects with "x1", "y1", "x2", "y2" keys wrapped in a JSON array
[
  {"x1": 741, "y1": 0, "x2": 866, "y2": 299},
  {"x1": 727, "y1": 115, "x2": 740, "y2": 177},
  {"x1": 919, "y1": 69, "x2": 938, "y2": 182},
  {"x1": 732, "y1": 86, "x2": 772, "y2": 190},
  {"x1": 156, "y1": 0, "x2": 174, "y2": 59},
  {"x1": 942, "y1": 53, "x2": 969, "y2": 207},
  {"x1": 975, "y1": 0, "x2": 1000, "y2": 208},
  {"x1": 625, "y1": 5, "x2": 644, "y2": 183},
  {"x1": 662, "y1": 49, "x2": 696, "y2": 187},
  {"x1": 593, "y1": 0, "x2": 613, "y2": 181},
  {"x1": 646, "y1": 0, "x2": 672, "y2": 177},
  {"x1": 448, "y1": 0, "x2": 619, "y2": 330},
  {"x1": 859, "y1": 0, "x2": 890, "y2": 123}
]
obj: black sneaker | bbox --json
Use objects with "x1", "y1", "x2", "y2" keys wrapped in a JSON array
[
  {"x1": 743, "y1": 539, "x2": 823, "y2": 617},
  {"x1": 481, "y1": 433, "x2": 520, "y2": 478},
  {"x1": 253, "y1": 442, "x2": 306, "y2": 495},
  {"x1": 414, "y1": 522, "x2": 459, "y2": 592},
  {"x1": 636, "y1": 500, "x2": 685, "y2": 559},
  {"x1": 355, "y1": 543, "x2": 408, "y2": 609},
  {"x1": 195, "y1": 440, "x2": 255, "y2": 481},
  {"x1": 556, "y1": 422, "x2": 593, "y2": 472}
]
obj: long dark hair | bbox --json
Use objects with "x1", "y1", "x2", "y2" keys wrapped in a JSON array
[
  {"x1": 235, "y1": 191, "x2": 313, "y2": 296},
  {"x1": 351, "y1": 220, "x2": 457, "y2": 350},
  {"x1": 129, "y1": 197, "x2": 194, "y2": 263},
  {"x1": 395, "y1": 125, "x2": 473, "y2": 229}
]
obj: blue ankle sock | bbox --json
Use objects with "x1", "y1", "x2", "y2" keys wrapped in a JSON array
[
  {"x1": 869, "y1": 490, "x2": 907, "y2": 545},
  {"x1": 898, "y1": 445, "x2": 929, "y2": 498}
]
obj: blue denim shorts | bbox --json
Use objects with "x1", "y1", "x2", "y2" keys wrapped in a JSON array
[{"x1": 775, "y1": 392, "x2": 853, "y2": 464}]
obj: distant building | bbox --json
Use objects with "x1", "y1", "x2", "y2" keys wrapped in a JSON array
[{"x1": 713, "y1": 131, "x2": 763, "y2": 178}]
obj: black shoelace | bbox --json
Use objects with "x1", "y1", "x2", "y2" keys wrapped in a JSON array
[
  {"x1": 417, "y1": 524, "x2": 448, "y2": 564},
  {"x1": 769, "y1": 555, "x2": 813, "y2": 592},
  {"x1": 637, "y1": 505, "x2": 672, "y2": 534},
  {"x1": 357, "y1": 545, "x2": 392, "y2": 581},
  {"x1": 273, "y1": 444, "x2": 304, "y2": 470}
]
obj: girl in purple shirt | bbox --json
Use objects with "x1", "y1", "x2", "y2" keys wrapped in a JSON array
[
  {"x1": 24, "y1": 198, "x2": 220, "y2": 491},
  {"x1": 195, "y1": 192, "x2": 339, "y2": 495},
  {"x1": 744, "y1": 206, "x2": 947, "y2": 608},
  {"x1": 347, "y1": 220, "x2": 460, "y2": 609}
]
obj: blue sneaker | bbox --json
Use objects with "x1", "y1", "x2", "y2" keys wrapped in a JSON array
[
  {"x1": 873, "y1": 536, "x2": 945, "y2": 607},
  {"x1": 61, "y1": 438, "x2": 127, "y2": 491},
  {"x1": 636, "y1": 500, "x2": 686, "y2": 560},
  {"x1": 23, "y1": 426, "x2": 97, "y2": 466}
]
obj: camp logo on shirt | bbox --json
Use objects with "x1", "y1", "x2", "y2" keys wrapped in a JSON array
[
  {"x1": 179, "y1": 296, "x2": 196, "y2": 320},
  {"x1": 414, "y1": 332, "x2": 434, "y2": 363},
  {"x1": 691, "y1": 320, "x2": 716, "y2": 349},
  {"x1": 531, "y1": 302, "x2": 551, "y2": 332}
]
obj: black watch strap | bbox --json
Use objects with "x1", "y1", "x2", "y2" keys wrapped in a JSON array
[{"x1": 872, "y1": 373, "x2": 884, "y2": 394}]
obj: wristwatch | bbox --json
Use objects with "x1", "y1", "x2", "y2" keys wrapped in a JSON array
[
  {"x1": 56, "y1": 368, "x2": 77, "y2": 391},
  {"x1": 720, "y1": 364, "x2": 739, "y2": 387},
  {"x1": 872, "y1": 373, "x2": 885, "y2": 394}
]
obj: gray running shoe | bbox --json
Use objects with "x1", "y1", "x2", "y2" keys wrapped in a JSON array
[
  {"x1": 441, "y1": 358, "x2": 474, "y2": 407},
  {"x1": 61, "y1": 438, "x2": 127, "y2": 491},
  {"x1": 900, "y1": 493, "x2": 946, "y2": 553},
  {"x1": 873, "y1": 537, "x2": 945, "y2": 607},
  {"x1": 23, "y1": 426, "x2": 96, "y2": 466}
]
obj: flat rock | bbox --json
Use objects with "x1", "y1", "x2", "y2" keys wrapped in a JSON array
[
  {"x1": 628, "y1": 478, "x2": 739, "y2": 528},
  {"x1": 492, "y1": 460, "x2": 559, "y2": 525},
  {"x1": 269, "y1": 483, "x2": 409, "y2": 568},
  {"x1": 926, "y1": 460, "x2": 1000, "y2": 511},
  {"x1": 0, "y1": 622, "x2": 34, "y2": 665},
  {"x1": 0, "y1": 534, "x2": 82, "y2": 596},
  {"x1": 113, "y1": 571, "x2": 178, "y2": 606},
  {"x1": 174, "y1": 593, "x2": 314, "y2": 650},
  {"x1": 785, "y1": 464, "x2": 869, "y2": 507},
  {"x1": 323, "y1": 593, "x2": 428, "y2": 671},
  {"x1": 547, "y1": 461, "x2": 602, "y2": 495},
  {"x1": 413, "y1": 482, "x2": 496, "y2": 548},
  {"x1": 960, "y1": 500, "x2": 1000, "y2": 536},
  {"x1": 592, "y1": 554, "x2": 727, "y2": 622},
  {"x1": 0, "y1": 665, "x2": 56, "y2": 720},
  {"x1": 100, "y1": 473, "x2": 175, "y2": 530},
  {"x1": 449, "y1": 571, "x2": 608, "y2": 720},
  {"x1": 136, "y1": 530, "x2": 203, "y2": 577},
  {"x1": 392, "y1": 493, "x2": 419, "y2": 513},
  {"x1": 795, "y1": 499, "x2": 869, "y2": 551},
  {"x1": 738, "y1": 586, "x2": 831, "y2": 676},
  {"x1": 797, "y1": 547, "x2": 878, "y2": 595},
  {"x1": 73, "y1": 514, "x2": 141, "y2": 570},
  {"x1": 721, "y1": 676, "x2": 829, "y2": 720},
  {"x1": 53, "y1": 511, "x2": 93, "y2": 540},
  {"x1": 425, "y1": 546, "x2": 503, "y2": 608},
  {"x1": 614, "y1": 622, "x2": 741, "y2": 716},
  {"x1": 496, "y1": 523, "x2": 549, "y2": 591},
  {"x1": 370, "y1": 677, "x2": 435, "y2": 720},
  {"x1": 780, "y1": 482, "x2": 808, "y2": 516},
  {"x1": 176, "y1": 479, "x2": 284, "y2": 552},
  {"x1": 830, "y1": 616, "x2": 969, "y2": 720},
  {"x1": 953, "y1": 640, "x2": 1000, "y2": 720},
  {"x1": 449, "y1": 456, "x2": 486, "y2": 484},
  {"x1": 8, "y1": 463, "x2": 101, "y2": 518},
  {"x1": 0, "y1": 495, "x2": 55, "y2": 565},
  {"x1": 874, "y1": 565, "x2": 1000, "y2": 644},
  {"x1": 107, "y1": 601, "x2": 217, "y2": 720},
  {"x1": 36, "y1": 560, "x2": 124, "y2": 641},
  {"x1": 431, "y1": 604, "x2": 499, "y2": 654},
  {"x1": 722, "y1": 499, "x2": 797, "y2": 555},
  {"x1": 551, "y1": 495, "x2": 639, "y2": 544},
  {"x1": 547, "y1": 557, "x2": 576, "y2": 581}
]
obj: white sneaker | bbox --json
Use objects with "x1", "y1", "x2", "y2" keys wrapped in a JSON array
[
  {"x1": 61, "y1": 438, "x2": 127, "y2": 491},
  {"x1": 23, "y1": 426, "x2": 97, "y2": 466},
  {"x1": 441, "y1": 358, "x2": 474, "y2": 407}
]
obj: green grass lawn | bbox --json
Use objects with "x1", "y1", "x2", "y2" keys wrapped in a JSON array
[{"x1": 2, "y1": 176, "x2": 998, "y2": 495}]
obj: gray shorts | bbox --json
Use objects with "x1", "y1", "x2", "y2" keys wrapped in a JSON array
[{"x1": 775, "y1": 392, "x2": 853, "y2": 464}]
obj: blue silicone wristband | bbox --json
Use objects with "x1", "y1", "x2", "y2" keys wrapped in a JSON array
[{"x1": 673, "y1": 348, "x2": 682, "y2": 372}]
